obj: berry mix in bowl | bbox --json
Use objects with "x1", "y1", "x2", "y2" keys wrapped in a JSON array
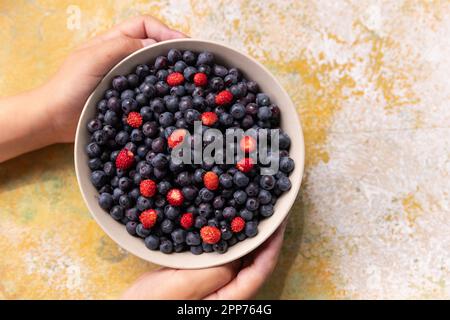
[{"x1": 75, "y1": 39, "x2": 304, "y2": 269}]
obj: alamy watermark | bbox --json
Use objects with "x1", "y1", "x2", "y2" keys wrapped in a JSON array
[{"x1": 171, "y1": 121, "x2": 280, "y2": 175}]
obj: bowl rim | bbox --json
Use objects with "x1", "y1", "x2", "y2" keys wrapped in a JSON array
[{"x1": 74, "y1": 38, "x2": 305, "y2": 269}]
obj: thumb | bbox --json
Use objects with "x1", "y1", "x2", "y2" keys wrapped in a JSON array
[{"x1": 79, "y1": 35, "x2": 156, "y2": 77}]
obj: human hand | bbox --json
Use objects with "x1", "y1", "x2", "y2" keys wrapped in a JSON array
[
  {"x1": 121, "y1": 221, "x2": 287, "y2": 300},
  {"x1": 42, "y1": 15, "x2": 186, "y2": 143}
]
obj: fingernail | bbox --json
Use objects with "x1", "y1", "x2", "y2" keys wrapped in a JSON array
[{"x1": 141, "y1": 38, "x2": 156, "y2": 47}]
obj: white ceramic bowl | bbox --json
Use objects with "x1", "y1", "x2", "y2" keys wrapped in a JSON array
[{"x1": 74, "y1": 39, "x2": 304, "y2": 269}]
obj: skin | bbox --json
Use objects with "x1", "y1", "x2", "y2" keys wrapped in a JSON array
[{"x1": 0, "y1": 15, "x2": 287, "y2": 299}]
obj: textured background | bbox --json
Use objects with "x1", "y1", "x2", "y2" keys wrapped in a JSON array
[{"x1": 1, "y1": 0, "x2": 449, "y2": 299}]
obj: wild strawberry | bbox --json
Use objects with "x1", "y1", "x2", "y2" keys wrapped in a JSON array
[
  {"x1": 200, "y1": 226, "x2": 221, "y2": 244},
  {"x1": 140, "y1": 179, "x2": 156, "y2": 197},
  {"x1": 203, "y1": 171, "x2": 219, "y2": 190},
  {"x1": 167, "y1": 188, "x2": 184, "y2": 206},
  {"x1": 167, "y1": 129, "x2": 188, "y2": 149},
  {"x1": 115, "y1": 148, "x2": 135, "y2": 170},
  {"x1": 180, "y1": 212, "x2": 194, "y2": 229},
  {"x1": 139, "y1": 209, "x2": 157, "y2": 229},
  {"x1": 231, "y1": 217, "x2": 245, "y2": 233},
  {"x1": 166, "y1": 72, "x2": 184, "y2": 86},
  {"x1": 236, "y1": 157, "x2": 254, "y2": 173},
  {"x1": 201, "y1": 112, "x2": 218, "y2": 126},
  {"x1": 215, "y1": 90, "x2": 233, "y2": 105},
  {"x1": 126, "y1": 112, "x2": 142, "y2": 128},
  {"x1": 240, "y1": 136, "x2": 257, "y2": 153},
  {"x1": 193, "y1": 73, "x2": 208, "y2": 87}
]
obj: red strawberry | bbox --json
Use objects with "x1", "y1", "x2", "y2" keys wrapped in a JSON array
[
  {"x1": 193, "y1": 73, "x2": 208, "y2": 87},
  {"x1": 240, "y1": 136, "x2": 257, "y2": 153},
  {"x1": 203, "y1": 171, "x2": 219, "y2": 190},
  {"x1": 236, "y1": 157, "x2": 254, "y2": 173},
  {"x1": 168, "y1": 129, "x2": 188, "y2": 149},
  {"x1": 140, "y1": 179, "x2": 156, "y2": 197},
  {"x1": 180, "y1": 212, "x2": 194, "y2": 229},
  {"x1": 126, "y1": 112, "x2": 142, "y2": 128},
  {"x1": 115, "y1": 148, "x2": 135, "y2": 170},
  {"x1": 166, "y1": 72, "x2": 185, "y2": 86},
  {"x1": 201, "y1": 112, "x2": 218, "y2": 126},
  {"x1": 139, "y1": 209, "x2": 157, "y2": 229},
  {"x1": 167, "y1": 188, "x2": 184, "y2": 206},
  {"x1": 231, "y1": 217, "x2": 245, "y2": 233},
  {"x1": 200, "y1": 226, "x2": 221, "y2": 244},
  {"x1": 215, "y1": 90, "x2": 233, "y2": 105}
]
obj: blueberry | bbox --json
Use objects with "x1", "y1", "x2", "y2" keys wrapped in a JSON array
[
  {"x1": 221, "y1": 226, "x2": 233, "y2": 240},
  {"x1": 105, "y1": 89, "x2": 119, "y2": 99},
  {"x1": 245, "y1": 221, "x2": 258, "y2": 237},
  {"x1": 210, "y1": 77, "x2": 224, "y2": 91},
  {"x1": 227, "y1": 236, "x2": 238, "y2": 247},
  {"x1": 190, "y1": 245, "x2": 203, "y2": 255},
  {"x1": 156, "y1": 69, "x2": 169, "y2": 81},
  {"x1": 126, "y1": 208, "x2": 139, "y2": 222},
  {"x1": 202, "y1": 242, "x2": 213, "y2": 252},
  {"x1": 144, "y1": 74, "x2": 158, "y2": 84},
  {"x1": 167, "y1": 48, "x2": 182, "y2": 63},
  {"x1": 151, "y1": 137, "x2": 166, "y2": 153},
  {"x1": 121, "y1": 89, "x2": 135, "y2": 100},
  {"x1": 87, "y1": 119, "x2": 102, "y2": 133},
  {"x1": 258, "y1": 189, "x2": 272, "y2": 205},
  {"x1": 144, "y1": 235, "x2": 160, "y2": 250},
  {"x1": 199, "y1": 188, "x2": 214, "y2": 202},
  {"x1": 174, "y1": 60, "x2": 188, "y2": 72},
  {"x1": 150, "y1": 98, "x2": 166, "y2": 113},
  {"x1": 230, "y1": 83, "x2": 246, "y2": 98},
  {"x1": 91, "y1": 170, "x2": 107, "y2": 188},
  {"x1": 233, "y1": 171, "x2": 250, "y2": 188},
  {"x1": 245, "y1": 182, "x2": 259, "y2": 197},
  {"x1": 184, "y1": 82, "x2": 196, "y2": 94},
  {"x1": 257, "y1": 106, "x2": 272, "y2": 120},
  {"x1": 185, "y1": 109, "x2": 201, "y2": 125},
  {"x1": 110, "y1": 205, "x2": 124, "y2": 220},
  {"x1": 280, "y1": 157, "x2": 295, "y2": 173},
  {"x1": 182, "y1": 186, "x2": 198, "y2": 201},
  {"x1": 165, "y1": 96, "x2": 179, "y2": 112},
  {"x1": 197, "y1": 203, "x2": 212, "y2": 218},
  {"x1": 179, "y1": 96, "x2": 193, "y2": 111},
  {"x1": 183, "y1": 66, "x2": 197, "y2": 81},
  {"x1": 219, "y1": 173, "x2": 233, "y2": 188},
  {"x1": 213, "y1": 64, "x2": 228, "y2": 77},
  {"x1": 183, "y1": 50, "x2": 196, "y2": 65},
  {"x1": 213, "y1": 240, "x2": 228, "y2": 254},
  {"x1": 142, "y1": 121, "x2": 159, "y2": 137},
  {"x1": 112, "y1": 75, "x2": 128, "y2": 91},
  {"x1": 240, "y1": 208, "x2": 253, "y2": 221},
  {"x1": 246, "y1": 198, "x2": 259, "y2": 211},
  {"x1": 192, "y1": 96, "x2": 206, "y2": 110},
  {"x1": 98, "y1": 193, "x2": 114, "y2": 210},
  {"x1": 158, "y1": 181, "x2": 172, "y2": 194},
  {"x1": 154, "y1": 55, "x2": 168, "y2": 70},
  {"x1": 175, "y1": 171, "x2": 191, "y2": 187},
  {"x1": 256, "y1": 93, "x2": 271, "y2": 106},
  {"x1": 159, "y1": 112, "x2": 174, "y2": 127},
  {"x1": 260, "y1": 204, "x2": 274, "y2": 217},
  {"x1": 164, "y1": 205, "x2": 180, "y2": 220},
  {"x1": 154, "y1": 195, "x2": 167, "y2": 208},
  {"x1": 195, "y1": 216, "x2": 207, "y2": 229},
  {"x1": 224, "y1": 74, "x2": 238, "y2": 86},
  {"x1": 197, "y1": 51, "x2": 214, "y2": 65},
  {"x1": 233, "y1": 190, "x2": 247, "y2": 205},
  {"x1": 223, "y1": 207, "x2": 237, "y2": 220},
  {"x1": 171, "y1": 228, "x2": 187, "y2": 244},
  {"x1": 132, "y1": 63, "x2": 149, "y2": 79},
  {"x1": 236, "y1": 232, "x2": 247, "y2": 241},
  {"x1": 212, "y1": 196, "x2": 225, "y2": 209},
  {"x1": 118, "y1": 177, "x2": 132, "y2": 191},
  {"x1": 151, "y1": 153, "x2": 168, "y2": 169},
  {"x1": 130, "y1": 128, "x2": 143, "y2": 142},
  {"x1": 126, "y1": 221, "x2": 138, "y2": 235},
  {"x1": 118, "y1": 194, "x2": 132, "y2": 209},
  {"x1": 276, "y1": 176, "x2": 292, "y2": 191},
  {"x1": 88, "y1": 158, "x2": 102, "y2": 170},
  {"x1": 246, "y1": 81, "x2": 258, "y2": 93},
  {"x1": 218, "y1": 113, "x2": 233, "y2": 128},
  {"x1": 159, "y1": 239, "x2": 173, "y2": 253},
  {"x1": 186, "y1": 232, "x2": 201, "y2": 246},
  {"x1": 174, "y1": 243, "x2": 186, "y2": 253},
  {"x1": 97, "y1": 99, "x2": 108, "y2": 113},
  {"x1": 137, "y1": 196, "x2": 152, "y2": 211},
  {"x1": 161, "y1": 219, "x2": 174, "y2": 234},
  {"x1": 155, "y1": 81, "x2": 170, "y2": 96},
  {"x1": 230, "y1": 103, "x2": 246, "y2": 119},
  {"x1": 260, "y1": 175, "x2": 276, "y2": 190}
]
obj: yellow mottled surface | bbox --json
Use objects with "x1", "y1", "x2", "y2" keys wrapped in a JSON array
[{"x1": 1, "y1": 0, "x2": 450, "y2": 299}]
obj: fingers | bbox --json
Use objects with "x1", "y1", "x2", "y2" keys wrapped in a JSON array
[
  {"x1": 204, "y1": 221, "x2": 288, "y2": 300},
  {"x1": 80, "y1": 15, "x2": 186, "y2": 49},
  {"x1": 122, "y1": 259, "x2": 241, "y2": 300}
]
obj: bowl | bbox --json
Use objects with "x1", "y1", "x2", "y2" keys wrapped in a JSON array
[{"x1": 74, "y1": 39, "x2": 304, "y2": 269}]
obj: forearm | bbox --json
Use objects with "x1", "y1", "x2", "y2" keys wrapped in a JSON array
[{"x1": 0, "y1": 87, "x2": 58, "y2": 162}]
